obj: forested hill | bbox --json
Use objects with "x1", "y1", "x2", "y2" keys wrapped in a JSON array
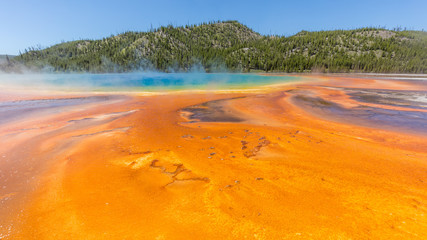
[{"x1": 8, "y1": 21, "x2": 427, "y2": 73}]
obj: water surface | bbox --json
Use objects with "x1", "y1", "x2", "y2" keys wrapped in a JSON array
[{"x1": 0, "y1": 73, "x2": 300, "y2": 92}]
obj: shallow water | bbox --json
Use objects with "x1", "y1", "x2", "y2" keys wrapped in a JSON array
[
  {"x1": 0, "y1": 73, "x2": 300, "y2": 92},
  {"x1": 292, "y1": 94, "x2": 427, "y2": 134},
  {"x1": 0, "y1": 95, "x2": 123, "y2": 125}
]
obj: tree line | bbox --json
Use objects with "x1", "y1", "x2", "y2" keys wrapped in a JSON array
[{"x1": 11, "y1": 21, "x2": 427, "y2": 73}]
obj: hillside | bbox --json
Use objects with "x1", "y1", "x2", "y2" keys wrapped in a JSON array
[{"x1": 10, "y1": 21, "x2": 427, "y2": 73}]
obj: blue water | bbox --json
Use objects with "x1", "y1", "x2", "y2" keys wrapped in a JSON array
[{"x1": 0, "y1": 73, "x2": 300, "y2": 91}]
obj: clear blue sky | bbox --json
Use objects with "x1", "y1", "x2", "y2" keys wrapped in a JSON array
[{"x1": 1, "y1": 0, "x2": 426, "y2": 55}]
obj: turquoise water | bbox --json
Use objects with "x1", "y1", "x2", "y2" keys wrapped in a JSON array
[{"x1": 0, "y1": 73, "x2": 300, "y2": 91}]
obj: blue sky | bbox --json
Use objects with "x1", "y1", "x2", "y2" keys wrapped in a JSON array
[{"x1": 1, "y1": 0, "x2": 426, "y2": 55}]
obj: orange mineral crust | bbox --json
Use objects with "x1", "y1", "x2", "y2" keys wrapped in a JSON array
[{"x1": 1, "y1": 77, "x2": 426, "y2": 239}]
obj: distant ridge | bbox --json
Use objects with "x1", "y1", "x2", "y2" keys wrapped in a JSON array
[
  {"x1": 0, "y1": 54, "x2": 15, "y2": 60},
  {"x1": 0, "y1": 55, "x2": 16, "y2": 72},
  {"x1": 5, "y1": 21, "x2": 427, "y2": 73}
]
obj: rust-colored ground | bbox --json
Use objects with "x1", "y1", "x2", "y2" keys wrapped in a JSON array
[{"x1": 0, "y1": 76, "x2": 426, "y2": 239}]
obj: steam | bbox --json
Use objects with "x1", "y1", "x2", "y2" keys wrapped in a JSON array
[{"x1": 0, "y1": 55, "x2": 296, "y2": 93}]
